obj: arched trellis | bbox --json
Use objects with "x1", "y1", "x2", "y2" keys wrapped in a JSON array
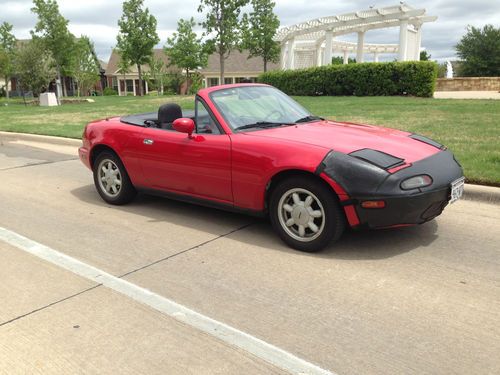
[{"x1": 275, "y1": 3, "x2": 437, "y2": 69}]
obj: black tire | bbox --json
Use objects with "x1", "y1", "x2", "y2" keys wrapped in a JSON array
[
  {"x1": 93, "y1": 151, "x2": 136, "y2": 205},
  {"x1": 269, "y1": 176, "x2": 345, "y2": 252}
]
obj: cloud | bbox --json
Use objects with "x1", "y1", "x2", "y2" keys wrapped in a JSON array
[{"x1": 0, "y1": 0, "x2": 498, "y2": 62}]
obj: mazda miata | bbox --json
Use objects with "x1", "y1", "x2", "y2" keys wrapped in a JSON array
[{"x1": 79, "y1": 84, "x2": 464, "y2": 252}]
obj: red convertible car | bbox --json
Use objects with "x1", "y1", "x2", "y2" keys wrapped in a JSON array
[{"x1": 79, "y1": 84, "x2": 464, "y2": 252}]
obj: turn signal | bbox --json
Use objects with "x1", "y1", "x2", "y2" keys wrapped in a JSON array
[{"x1": 361, "y1": 200, "x2": 386, "y2": 209}]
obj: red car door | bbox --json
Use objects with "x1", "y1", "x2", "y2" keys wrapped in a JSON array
[{"x1": 138, "y1": 99, "x2": 233, "y2": 204}]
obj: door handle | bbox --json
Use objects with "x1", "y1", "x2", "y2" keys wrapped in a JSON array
[{"x1": 143, "y1": 139, "x2": 154, "y2": 145}]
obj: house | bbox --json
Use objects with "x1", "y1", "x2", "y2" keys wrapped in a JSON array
[
  {"x1": 105, "y1": 49, "x2": 180, "y2": 96},
  {"x1": 104, "y1": 48, "x2": 279, "y2": 95},
  {"x1": 199, "y1": 50, "x2": 279, "y2": 87}
]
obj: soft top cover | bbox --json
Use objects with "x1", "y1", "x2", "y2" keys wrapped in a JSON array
[{"x1": 121, "y1": 110, "x2": 195, "y2": 127}]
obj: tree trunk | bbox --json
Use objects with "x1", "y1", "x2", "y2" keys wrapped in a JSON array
[
  {"x1": 62, "y1": 77, "x2": 68, "y2": 97},
  {"x1": 123, "y1": 74, "x2": 127, "y2": 96},
  {"x1": 137, "y1": 64, "x2": 143, "y2": 96},
  {"x1": 264, "y1": 59, "x2": 268, "y2": 73},
  {"x1": 56, "y1": 66, "x2": 62, "y2": 105},
  {"x1": 219, "y1": 52, "x2": 224, "y2": 85},
  {"x1": 186, "y1": 68, "x2": 190, "y2": 95},
  {"x1": 5, "y1": 76, "x2": 9, "y2": 99}
]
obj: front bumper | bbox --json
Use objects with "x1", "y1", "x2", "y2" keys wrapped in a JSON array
[
  {"x1": 319, "y1": 149, "x2": 464, "y2": 228},
  {"x1": 353, "y1": 187, "x2": 450, "y2": 228}
]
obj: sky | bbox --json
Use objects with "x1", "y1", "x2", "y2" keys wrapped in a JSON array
[{"x1": 1, "y1": 0, "x2": 499, "y2": 63}]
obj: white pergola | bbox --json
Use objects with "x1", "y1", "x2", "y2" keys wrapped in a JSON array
[{"x1": 275, "y1": 3, "x2": 437, "y2": 70}]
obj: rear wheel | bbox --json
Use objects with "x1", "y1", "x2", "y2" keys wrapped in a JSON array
[
  {"x1": 93, "y1": 152, "x2": 136, "y2": 205},
  {"x1": 269, "y1": 176, "x2": 345, "y2": 252}
]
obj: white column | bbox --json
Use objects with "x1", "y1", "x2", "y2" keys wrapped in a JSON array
[
  {"x1": 316, "y1": 46, "x2": 323, "y2": 66},
  {"x1": 374, "y1": 52, "x2": 379, "y2": 62},
  {"x1": 343, "y1": 50, "x2": 349, "y2": 64},
  {"x1": 398, "y1": 19, "x2": 409, "y2": 61},
  {"x1": 132, "y1": 79, "x2": 136, "y2": 96},
  {"x1": 117, "y1": 78, "x2": 121, "y2": 96},
  {"x1": 356, "y1": 31, "x2": 365, "y2": 63},
  {"x1": 145, "y1": 80, "x2": 149, "y2": 95},
  {"x1": 323, "y1": 30, "x2": 333, "y2": 65},
  {"x1": 414, "y1": 26, "x2": 422, "y2": 60},
  {"x1": 280, "y1": 41, "x2": 287, "y2": 69},
  {"x1": 286, "y1": 38, "x2": 295, "y2": 70}
]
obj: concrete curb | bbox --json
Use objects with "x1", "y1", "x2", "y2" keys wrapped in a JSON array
[
  {"x1": 0, "y1": 131, "x2": 81, "y2": 147},
  {"x1": 1, "y1": 131, "x2": 499, "y2": 205},
  {"x1": 463, "y1": 184, "x2": 500, "y2": 205}
]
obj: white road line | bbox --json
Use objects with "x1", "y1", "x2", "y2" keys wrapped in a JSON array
[{"x1": 0, "y1": 226, "x2": 335, "y2": 375}]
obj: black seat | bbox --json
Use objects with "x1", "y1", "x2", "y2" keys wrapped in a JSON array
[{"x1": 158, "y1": 103, "x2": 182, "y2": 130}]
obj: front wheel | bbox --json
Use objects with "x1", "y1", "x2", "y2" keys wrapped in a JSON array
[
  {"x1": 269, "y1": 176, "x2": 345, "y2": 252},
  {"x1": 93, "y1": 152, "x2": 136, "y2": 205}
]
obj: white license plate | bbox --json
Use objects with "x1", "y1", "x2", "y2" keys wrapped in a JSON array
[{"x1": 450, "y1": 177, "x2": 465, "y2": 204}]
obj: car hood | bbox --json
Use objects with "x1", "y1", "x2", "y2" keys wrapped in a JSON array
[{"x1": 243, "y1": 120, "x2": 441, "y2": 164}]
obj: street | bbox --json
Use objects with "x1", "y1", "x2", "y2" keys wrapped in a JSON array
[{"x1": 1, "y1": 134, "x2": 499, "y2": 375}]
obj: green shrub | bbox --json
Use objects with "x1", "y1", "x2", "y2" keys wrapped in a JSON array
[
  {"x1": 258, "y1": 61, "x2": 438, "y2": 98},
  {"x1": 103, "y1": 87, "x2": 118, "y2": 96}
]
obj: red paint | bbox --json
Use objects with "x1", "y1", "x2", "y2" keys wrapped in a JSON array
[
  {"x1": 80, "y1": 83, "x2": 442, "y2": 228},
  {"x1": 173, "y1": 118, "x2": 195, "y2": 137}
]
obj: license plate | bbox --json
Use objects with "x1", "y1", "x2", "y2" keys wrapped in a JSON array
[{"x1": 450, "y1": 177, "x2": 465, "y2": 204}]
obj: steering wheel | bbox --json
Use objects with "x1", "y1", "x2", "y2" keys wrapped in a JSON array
[{"x1": 265, "y1": 110, "x2": 283, "y2": 122}]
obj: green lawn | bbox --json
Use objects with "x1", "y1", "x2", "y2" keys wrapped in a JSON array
[{"x1": 0, "y1": 95, "x2": 499, "y2": 185}]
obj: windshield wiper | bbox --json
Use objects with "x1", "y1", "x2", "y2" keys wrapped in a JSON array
[
  {"x1": 236, "y1": 121, "x2": 295, "y2": 131},
  {"x1": 295, "y1": 115, "x2": 324, "y2": 123}
]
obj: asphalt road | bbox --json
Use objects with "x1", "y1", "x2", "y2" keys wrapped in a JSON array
[{"x1": 1, "y1": 135, "x2": 499, "y2": 375}]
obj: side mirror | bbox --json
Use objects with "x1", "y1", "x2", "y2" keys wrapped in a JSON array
[{"x1": 173, "y1": 118, "x2": 195, "y2": 138}]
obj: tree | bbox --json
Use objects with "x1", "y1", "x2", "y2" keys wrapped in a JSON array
[
  {"x1": 0, "y1": 22, "x2": 17, "y2": 99},
  {"x1": 14, "y1": 39, "x2": 55, "y2": 98},
  {"x1": 456, "y1": 25, "x2": 500, "y2": 77},
  {"x1": 419, "y1": 50, "x2": 431, "y2": 61},
  {"x1": 241, "y1": 0, "x2": 280, "y2": 72},
  {"x1": 116, "y1": 54, "x2": 130, "y2": 95},
  {"x1": 31, "y1": 0, "x2": 75, "y2": 100},
  {"x1": 117, "y1": 0, "x2": 159, "y2": 96},
  {"x1": 143, "y1": 55, "x2": 169, "y2": 95},
  {"x1": 198, "y1": 0, "x2": 248, "y2": 83},
  {"x1": 331, "y1": 56, "x2": 356, "y2": 65},
  {"x1": 165, "y1": 18, "x2": 207, "y2": 94},
  {"x1": 72, "y1": 36, "x2": 100, "y2": 97}
]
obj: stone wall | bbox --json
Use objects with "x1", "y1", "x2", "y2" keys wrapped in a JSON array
[{"x1": 436, "y1": 77, "x2": 500, "y2": 91}]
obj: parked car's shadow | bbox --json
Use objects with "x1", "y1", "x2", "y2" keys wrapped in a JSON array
[{"x1": 71, "y1": 184, "x2": 439, "y2": 261}]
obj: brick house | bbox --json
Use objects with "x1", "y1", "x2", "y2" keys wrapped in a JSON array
[{"x1": 104, "y1": 49, "x2": 279, "y2": 96}]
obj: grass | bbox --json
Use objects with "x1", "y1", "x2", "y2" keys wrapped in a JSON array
[{"x1": 0, "y1": 95, "x2": 499, "y2": 185}]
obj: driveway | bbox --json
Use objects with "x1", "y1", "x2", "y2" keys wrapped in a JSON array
[{"x1": 1, "y1": 133, "x2": 499, "y2": 375}]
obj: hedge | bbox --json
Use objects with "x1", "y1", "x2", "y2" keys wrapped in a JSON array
[{"x1": 258, "y1": 61, "x2": 438, "y2": 98}]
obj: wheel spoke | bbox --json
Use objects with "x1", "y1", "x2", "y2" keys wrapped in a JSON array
[
  {"x1": 111, "y1": 185, "x2": 117, "y2": 194},
  {"x1": 105, "y1": 184, "x2": 112, "y2": 192},
  {"x1": 292, "y1": 193, "x2": 301, "y2": 205},
  {"x1": 309, "y1": 209, "x2": 322, "y2": 218},
  {"x1": 286, "y1": 218, "x2": 295, "y2": 227},
  {"x1": 101, "y1": 166, "x2": 107, "y2": 174},
  {"x1": 304, "y1": 195, "x2": 313, "y2": 207},
  {"x1": 308, "y1": 221, "x2": 319, "y2": 233},
  {"x1": 115, "y1": 179, "x2": 122, "y2": 186},
  {"x1": 107, "y1": 162, "x2": 113, "y2": 170},
  {"x1": 298, "y1": 225, "x2": 305, "y2": 237},
  {"x1": 283, "y1": 204, "x2": 293, "y2": 213}
]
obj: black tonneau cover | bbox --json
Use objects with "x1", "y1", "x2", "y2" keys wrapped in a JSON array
[{"x1": 121, "y1": 110, "x2": 195, "y2": 127}]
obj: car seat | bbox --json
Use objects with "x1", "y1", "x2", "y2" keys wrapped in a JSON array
[{"x1": 158, "y1": 103, "x2": 182, "y2": 130}]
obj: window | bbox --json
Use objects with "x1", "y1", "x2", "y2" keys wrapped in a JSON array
[
  {"x1": 195, "y1": 98, "x2": 221, "y2": 135},
  {"x1": 112, "y1": 77, "x2": 118, "y2": 91},
  {"x1": 234, "y1": 77, "x2": 257, "y2": 83},
  {"x1": 207, "y1": 78, "x2": 219, "y2": 87},
  {"x1": 126, "y1": 79, "x2": 134, "y2": 93},
  {"x1": 210, "y1": 86, "x2": 311, "y2": 131},
  {"x1": 224, "y1": 77, "x2": 233, "y2": 85}
]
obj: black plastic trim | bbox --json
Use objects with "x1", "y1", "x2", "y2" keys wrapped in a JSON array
[
  {"x1": 409, "y1": 134, "x2": 445, "y2": 150},
  {"x1": 349, "y1": 148, "x2": 405, "y2": 170}
]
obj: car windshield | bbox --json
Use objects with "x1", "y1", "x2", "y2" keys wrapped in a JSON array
[{"x1": 210, "y1": 86, "x2": 314, "y2": 131}]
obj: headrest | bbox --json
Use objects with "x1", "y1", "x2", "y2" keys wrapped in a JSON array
[{"x1": 158, "y1": 103, "x2": 182, "y2": 124}]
